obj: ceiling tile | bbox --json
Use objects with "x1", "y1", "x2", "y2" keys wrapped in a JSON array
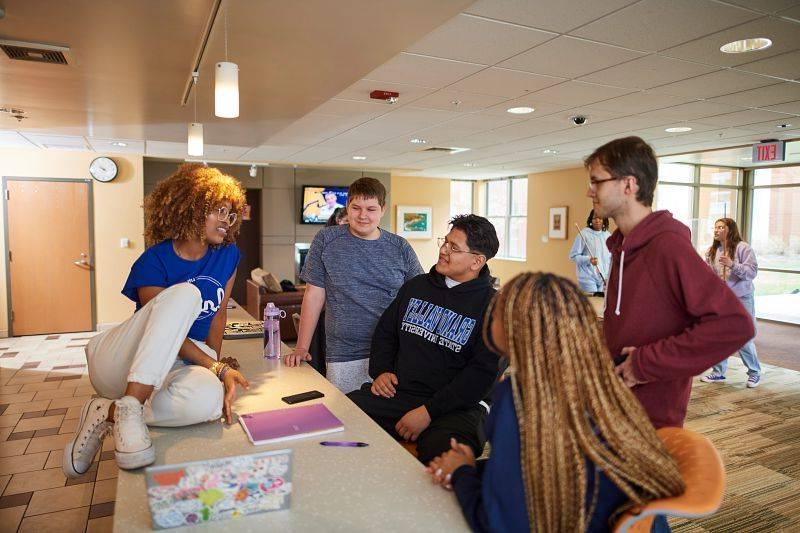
[
  {"x1": 363, "y1": 53, "x2": 485, "y2": 89},
  {"x1": 19, "y1": 133, "x2": 89, "y2": 150},
  {"x1": 499, "y1": 36, "x2": 645, "y2": 78},
  {"x1": 636, "y1": 100, "x2": 747, "y2": 121},
  {"x1": 406, "y1": 14, "x2": 556, "y2": 65},
  {"x1": 145, "y1": 141, "x2": 191, "y2": 158},
  {"x1": 735, "y1": 50, "x2": 800, "y2": 80},
  {"x1": 448, "y1": 67, "x2": 564, "y2": 98},
  {"x1": 578, "y1": 55, "x2": 718, "y2": 90},
  {"x1": 649, "y1": 69, "x2": 777, "y2": 98},
  {"x1": 570, "y1": 0, "x2": 760, "y2": 52},
  {"x1": 465, "y1": 0, "x2": 637, "y2": 33},
  {"x1": 708, "y1": 82, "x2": 800, "y2": 107},
  {"x1": 720, "y1": 0, "x2": 800, "y2": 14},
  {"x1": 86, "y1": 138, "x2": 145, "y2": 154},
  {"x1": 238, "y1": 145, "x2": 308, "y2": 161},
  {"x1": 311, "y1": 99, "x2": 392, "y2": 120},
  {"x1": 779, "y1": 4, "x2": 800, "y2": 19},
  {"x1": 762, "y1": 100, "x2": 800, "y2": 115},
  {"x1": 481, "y1": 97, "x2": 570, "y2": 118},
  {"x1": 0, "y1": 130, "x2": 38, "y2": 148},
  {"x1": 267, "y1": 114, "x2": 365, "y2": 145},
  {"x1": 660, "y1": 16, "x2": 800, "y2": 67},
  {"x1": 411, "y1": 90, "x2": 507, "y2": 113},
  {"x1": 528, "y1": 81, "x2": 636, "y2": 107},
  {"x1": 695, "y1": 108, "x2": 796, "y2": 127},
  {"x1": 588, "y1": 91, "x2": 699, "y2": 113}
]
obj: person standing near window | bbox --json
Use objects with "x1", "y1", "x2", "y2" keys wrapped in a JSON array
[
  {"x1": 701, "y1": 218, "x2": 762, "y2": 387},
  {"x1": 569, "y1": 209, "x2": 611, "y2": 294}
]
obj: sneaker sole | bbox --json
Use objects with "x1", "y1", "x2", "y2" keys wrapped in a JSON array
[
  {"x1": 115, "y1": 444, "x2": 155, "y2": 470},
  {"x1": 62, "y1": 398, "x2": 103, "y2": 478},
  {"x1": 700, "y1": 378, "x2": 726, "y2": 384},
  {"x1": 747, "y1": 381, "x2": 761, "y2": 388}
]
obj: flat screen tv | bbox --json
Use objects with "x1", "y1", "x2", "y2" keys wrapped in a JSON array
[{"x1": 301, "y1": 186, "x2": 348, "y2": 224}]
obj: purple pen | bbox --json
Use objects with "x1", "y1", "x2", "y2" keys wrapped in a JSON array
[{"x1": 320, "y1": 441, "x2": 369, "y2": 447}]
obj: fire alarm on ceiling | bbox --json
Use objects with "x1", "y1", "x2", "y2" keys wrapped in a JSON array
[{"x1": 370, "y1": 90, "x2": 399, "y2": 103}]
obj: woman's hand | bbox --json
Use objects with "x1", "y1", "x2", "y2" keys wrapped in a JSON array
[
  {"x1": 719, "y1": 255, "x2": 733, "y2": 268},
  {"x1": 222, "y1": 369, "x2": 250, "y2": 424},
  {"x1": 283, "y1": 348, "x2": 311, "y2": 367},
  {"x1": 590, "y1": 256, "x2": 599, "y2": 266},
  {"x1": 425, "y1": 438, "x2": 476, "y2": 490}
]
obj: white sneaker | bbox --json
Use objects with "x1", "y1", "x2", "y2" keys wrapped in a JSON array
[
  {"x1": 113, "y1": 396, "x2": 155, "y2": 470},
  {"x1": 62, "y1": 397, "x2": 113, "y2": 478}
]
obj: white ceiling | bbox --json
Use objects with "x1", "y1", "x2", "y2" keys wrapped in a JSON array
[{"x1": 1, "y1": 0, "x2": 799, "y2": 178}]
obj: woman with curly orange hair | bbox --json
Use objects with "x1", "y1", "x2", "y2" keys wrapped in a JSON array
[{"x1": 63, "y1": 164, "x2": 250, "y2": 477}]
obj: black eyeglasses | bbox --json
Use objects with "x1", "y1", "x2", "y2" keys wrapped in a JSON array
[{"x1": 437, "y1": 237, "x2": 482, "y2": 256}]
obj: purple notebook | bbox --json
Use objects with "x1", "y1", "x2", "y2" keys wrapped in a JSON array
[{"x1": 239, "y1": 403, "x2": 344, "y2": 445}]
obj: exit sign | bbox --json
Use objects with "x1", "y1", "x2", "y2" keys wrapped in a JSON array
[{"x1": 753, "y1": 141, "x2": 785, "y2": 163}]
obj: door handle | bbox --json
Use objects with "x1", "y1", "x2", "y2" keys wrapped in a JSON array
[{"x1": 73, "y1": 252, "x2": 93, "y2": 270}]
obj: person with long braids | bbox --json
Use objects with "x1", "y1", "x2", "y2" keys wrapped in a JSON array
[
  {"x1": 63, "y1": 164, "x2": 250, "y2": 477},
  {"x1": 427, "y1": 273, "x2": 685, "y2": 532},
  {"x1": 701, "y1": 218, "x2": 762, "y2": 387}
]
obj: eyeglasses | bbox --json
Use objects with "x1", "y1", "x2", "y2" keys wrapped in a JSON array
[
  {"x1": 588, "y1": 176, "x2": 621, "y2": 191},
  {"x1": 437, "y1": 237, "x2": 482, "y2": 256},
  {"x1": 209, "y1": 206, "x2": 237, "y2": 225}
]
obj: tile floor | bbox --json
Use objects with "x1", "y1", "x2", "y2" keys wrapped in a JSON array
[{"x1": 0, "y1": 331, "x2": 113, "y2": 533}]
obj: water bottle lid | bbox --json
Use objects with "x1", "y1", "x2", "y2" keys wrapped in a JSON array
[{"x1": 264, "y1": 302, "x2": 281, "y2": 317}]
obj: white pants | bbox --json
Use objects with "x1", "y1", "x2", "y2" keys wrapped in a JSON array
[
  {"x1": 326, "y1": 359, "x2": 370, "y2": 394},
  {"x1": 86, "y1": 283, "x2": 224, "y2": 427}
]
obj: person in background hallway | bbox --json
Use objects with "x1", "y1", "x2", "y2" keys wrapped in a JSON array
[
  {"x1": 569, "y1": 209, "x2": 611, "y2": 293},
  {"x1": 326, "y1": 206, "x2": 348, "y2": 226},
  {"x1": 585, "y1": 136, "x2": 754, "y2": 429},
  {"x1": 318, "y1": 190, "x2": 345, "y2": 221},
  {"x1": 63, "y1": 164, "x2": 250, "y2": 478},
  {"x1": 284, "y1": 178, "x2": 424, "y2": 393},
  {"x1": 701, "y1": 218, "x2": 762, "y2": 387},
  {"x1": 427, "y1": 273, "x2": 684, "y2": 533}
]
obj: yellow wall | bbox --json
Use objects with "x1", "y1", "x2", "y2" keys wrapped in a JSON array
[
  {"x1": 490, "y1": 166, "x2": 595, "y2": 285},
  {"x1": 390, "y1": 175, "x2": 451, "y2": 270},
  {"x1": 0, "y1": 148, "x2": 144, "y2": 335}
]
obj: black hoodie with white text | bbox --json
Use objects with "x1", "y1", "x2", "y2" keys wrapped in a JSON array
[{"x1": 369, "y1": 265, "x2": 501, "y2": 419}]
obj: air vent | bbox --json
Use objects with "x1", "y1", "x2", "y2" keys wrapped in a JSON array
[
  {"x1": 0, "y1": 39, "x2": 69, "y2": 65},
  {"x1": 422, "y1": 146, "x2": 471, "y2": 154}
]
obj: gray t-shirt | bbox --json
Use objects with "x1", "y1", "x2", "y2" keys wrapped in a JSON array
[{"x1": 301, "y1": 225, "x2": 424, "y2": 363}]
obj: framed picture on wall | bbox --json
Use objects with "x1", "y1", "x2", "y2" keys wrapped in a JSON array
[
  {"x1": 548, "y1": 207, "x2": 568, "y2": 239},
  {"x1": 397, "y1": 205, "x2": 433, "y2": 240}
]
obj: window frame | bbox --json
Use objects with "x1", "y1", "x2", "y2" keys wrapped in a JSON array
[
  {"x1": 449, "y1": 179, "x2": 474, "y2": 219},
  {"x1": 484, "y1": 175, "x2": 527, "y2": 260}
]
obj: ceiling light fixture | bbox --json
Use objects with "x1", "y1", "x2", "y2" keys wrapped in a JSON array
[
  {"x1": 507, "y1": 106, "x2": 534, "y2": 114},
  {"x1": 777, "y1": 123, "x2": 792, "y2": 129},
  {"x1": 463, "y1": 163, "x2": 477, "y2": 167},
  {"x1": 352, "y1": 155, "x2": 366, "y2": 160},
  {"x1": 451, "y1": 100, "x2": 462, "y2": 107},
  {"x1": 542, "y1": 149, "x2": 558, "y2": 154},
  {"x1": 111, "y1": 141, "x2": 128, "y2": 147},
  {"x1": 410, "y1": 138, "x2": 427, "y2": 144},
  {"x1": 188, "y1": 72, "x2": 204, "y2": 156},
  {"x1": 665, "y1": 126, "x2": 692, "y2": 133},
  {"x1": 215, "y1": 0, "x2": 239, "y2": 118},
  {"x1": 720, "y1": 38, "x2": 772, "y2": 54}
]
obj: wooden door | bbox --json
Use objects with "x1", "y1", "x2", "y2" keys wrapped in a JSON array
[{"x1": 6, "y1": 179, "x2": 93, "y2": 335}]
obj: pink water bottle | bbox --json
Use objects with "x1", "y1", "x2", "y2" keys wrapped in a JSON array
[{"x1": 263, "y1": 302, "x2": 286, "y2": 359}]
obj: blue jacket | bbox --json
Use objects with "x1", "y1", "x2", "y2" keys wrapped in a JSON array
[
  {"x1": 451, "y1": 379, "x2": 655, "y2": 533},
  {"x1": 569, "y1": 228, "x2": 611, "y2": 292}
]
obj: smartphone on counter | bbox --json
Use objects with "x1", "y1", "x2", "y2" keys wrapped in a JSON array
[{"x1": 281, "y1": 390, "x2": 324, "y2": 404}]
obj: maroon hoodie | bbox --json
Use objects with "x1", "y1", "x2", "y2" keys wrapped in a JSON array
[{"x1": 604, "y1": 210, "x2": 754, "y2": 428}]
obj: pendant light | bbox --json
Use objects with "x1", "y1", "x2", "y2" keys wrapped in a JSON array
[
  {"x1": 215, "y1": 0, "x2": 239, "y2": 118},
  {"x1": 188, "y1": 72, "x2": 204, "y2": 156}
]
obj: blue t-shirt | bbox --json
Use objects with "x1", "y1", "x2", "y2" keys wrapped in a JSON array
[
  {"x1": 301, "y1": 225, "x2": 423, "y2": 363},
  {"x1": 121, "y1": 240, "x2": 240, "y2": 341}
]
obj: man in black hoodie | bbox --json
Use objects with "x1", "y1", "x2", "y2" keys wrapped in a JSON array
[{"x1": 347, "y1": 215, "x2": 501, "y2": 464}]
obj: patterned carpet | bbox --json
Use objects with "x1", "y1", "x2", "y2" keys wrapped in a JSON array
[{"x1": 672, "y1": 358, "x2": 800, "y2": 532}]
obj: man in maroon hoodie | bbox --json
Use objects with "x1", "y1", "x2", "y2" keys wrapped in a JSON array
[{"x1": 585, "y1": 136, "x2": 754, "y2": 428}]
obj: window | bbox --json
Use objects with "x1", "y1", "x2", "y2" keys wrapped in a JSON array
[
  {"x1": 654, "y1": 164, "x2": 743, "y2": 254},
  {"x1": 450, "y1": 180, "x2": 473, "y2": 218},
  {"x1": 485, "y1": 176, "x2": 527, "y2": 259},
  {"x1": 750, "y1": 166, "x2": 800, "y2": 324}
]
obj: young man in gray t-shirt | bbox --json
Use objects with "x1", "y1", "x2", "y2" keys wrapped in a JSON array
[{"x1": 284, "y1": 178, "x2": 423, "y2": 393}]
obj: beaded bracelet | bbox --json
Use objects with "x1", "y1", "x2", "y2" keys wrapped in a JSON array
[
  {"x1": 209, "y1": 361, "x2": 222, "y2": 377},
  {"x1": 218, "y1": 364, "x2": 231, "y2": 382}
]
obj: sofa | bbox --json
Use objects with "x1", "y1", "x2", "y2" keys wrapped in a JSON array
[{"x1": 245, "y1": 279, "x2": 305, "y2": 341}]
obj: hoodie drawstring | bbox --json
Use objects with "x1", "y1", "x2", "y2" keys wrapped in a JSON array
[{"x1": 615, "y1": 250, "x2": 625, "y2": 316}]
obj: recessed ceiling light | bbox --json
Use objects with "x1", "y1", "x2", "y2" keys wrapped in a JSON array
[
  {"x1": 463, "y1": 163, "x2": 477, "y2": 167},
  {"x1": 448, "y1": 147, "x2": 471, "y2": 154},
  {"x1": 542, "y1": 149, "x2": 558, "y2": 154},
  {"x1": 451, "y1": 100, "x2": 462, "y2": 107},
  {"x1": 352, "y1": 155, "x2": 366, "y2": 160},
  {"x1": 720, "y1": 38, "x2": 772, "y2": 54},
  {"x1": 111, "y1": 141, "x2": 128, "y2": 147},
  {"x1": 507, "y1": 106, "x2": 534, "y2": 114},
  {"x1": 665, "y1": 126, "x2": 693, "y2": 133},
  {"x1": 777, "y1": 123, "x2": 792, "y2": 129},
  {"x1": 410, "y1": 138, "x2": 427, "y2": 144}
]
